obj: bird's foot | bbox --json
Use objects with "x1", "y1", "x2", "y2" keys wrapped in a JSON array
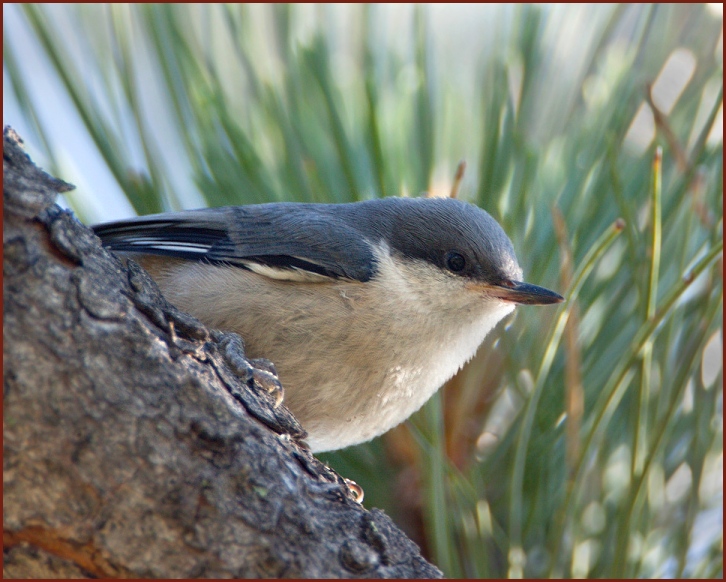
[
  {"x1": 249, "y1": 358, "x2": 285, "y2": 408},
  {"x1": 344, "y1": 478, "x2": 365, "y2": 504}
]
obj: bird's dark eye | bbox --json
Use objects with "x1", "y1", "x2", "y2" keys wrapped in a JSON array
[{"x1": 446, "y1": 251, "x2": 466, "y2": 272}]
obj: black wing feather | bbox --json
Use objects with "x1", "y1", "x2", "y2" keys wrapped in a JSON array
[{"x1": 92, "y1": 204, "x2": 376, "y2": 282}]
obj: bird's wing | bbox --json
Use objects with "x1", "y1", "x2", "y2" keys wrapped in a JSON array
[{"x1": 92, "y1": 204, "x2": 376, "y2": 282}]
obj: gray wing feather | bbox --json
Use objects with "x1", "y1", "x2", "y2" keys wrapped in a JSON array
[{"x1": 92, "y1": 204, "x2": 376, "y2": 282}]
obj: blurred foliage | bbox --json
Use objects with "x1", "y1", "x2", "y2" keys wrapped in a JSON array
[{"x1": 4, "y1": 3, "x2": 722, "y2": 578}]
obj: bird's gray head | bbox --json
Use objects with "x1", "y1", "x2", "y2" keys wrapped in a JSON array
[{"x1": 344, "y1": 197, "x2": 563, "y2": 306}]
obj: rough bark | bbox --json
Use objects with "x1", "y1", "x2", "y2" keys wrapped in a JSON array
[{"x1": 2, "y1": 127, "x2": 442, "y2": 579}]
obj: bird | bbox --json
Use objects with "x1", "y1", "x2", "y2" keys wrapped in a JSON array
[{"x1": 93, "y1": 196, "x2": 563, "y2": 452}]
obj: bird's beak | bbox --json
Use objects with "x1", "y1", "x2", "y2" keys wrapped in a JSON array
[{"x1": 486, "y1": 280, "x2": 564, "y2": 305}]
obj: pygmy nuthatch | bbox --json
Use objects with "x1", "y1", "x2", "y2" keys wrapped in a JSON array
[{"x1": 93, "y1": 196, "x2": 563, "y2": 452}]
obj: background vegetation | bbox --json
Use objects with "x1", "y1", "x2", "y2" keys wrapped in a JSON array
[{"x1": 4, "y1": 4, "x2": 722, "y2": 578}]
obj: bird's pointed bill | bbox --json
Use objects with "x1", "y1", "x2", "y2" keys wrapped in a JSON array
[{"x1": 487, "y1": 280, "x2": 564, "y2": 305}]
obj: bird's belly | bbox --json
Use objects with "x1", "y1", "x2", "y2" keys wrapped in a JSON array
[
  {"x1": 298, "y1": 364, "x2": 437, "y2": 452},
  {"x1": 272, "y1": 308, "x2": 510, "y2": 452},
  {"x1": 149, "y1": 260, "x2": 514, "y2": 452}
]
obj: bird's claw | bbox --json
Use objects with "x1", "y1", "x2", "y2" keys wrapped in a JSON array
[
  {"x1": 249, "y1": 358, "x2": 284, "y2": 408},
  {"x1": 344, "y1": 478, "x2": 365, "y2": 504}
]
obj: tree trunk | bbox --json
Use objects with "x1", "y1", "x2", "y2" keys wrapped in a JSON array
[{"x1": 2, "y1": 127, "x2": 442, "y2": 579}]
